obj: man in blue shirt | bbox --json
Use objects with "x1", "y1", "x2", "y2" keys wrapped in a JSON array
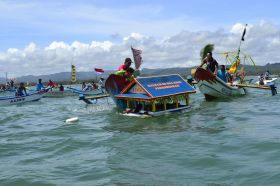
[
  {"x1": 36, "y1": 79, "x2": 45, "y2": 91},
  {"x1": 217, "y1": 65, "x2": 228, "y2": 82}
]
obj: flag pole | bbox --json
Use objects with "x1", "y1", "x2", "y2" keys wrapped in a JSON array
[{"x1": 237, "y1": 24, "x2": 247, "y2": 57}]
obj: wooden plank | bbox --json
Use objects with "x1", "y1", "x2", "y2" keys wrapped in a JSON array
[
  {"x1": 83, "y1": 94, "x2": 110, "y2": 100},
  {"x1": 235, "y1": 84, "x2": 271, "y2": 90}
]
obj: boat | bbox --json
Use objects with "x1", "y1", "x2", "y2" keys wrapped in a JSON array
[
  {"x1": 67, "y1": 87, "x2": 104, "y2": 96},
  {"x1": 254, "y1": 78, "x2": 278, "y2": 85},
  {"x1": 43, "y1": 88, "x2": 77, "y2": 98},
  {"x1": 105, "y1": 74, "x2": 196, "y2": 117},
  {"x1": 0, "y1": 90, "x2": 45, "y2": 106},
  {"x1": 194, "y1": 67, "x2": 246, "y2": 100}
]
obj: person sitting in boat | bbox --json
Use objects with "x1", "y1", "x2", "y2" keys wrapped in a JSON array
[
  {"x1": 16, "y1": 82, "x2": 27, "y2": 96},
  {"x1": 10, "y1": 79, "x2": 14, "y2": 89},
  {"x1": 36, "y1": 78, "x2": 45, "y2": 91},
  {"x1": 82, "y1": 83, "x2": 93, "y2": 91},
  {"x1": 115, "y1": 67, "x2": 135, "y2": 83},
  {"x1": 259, "y1": 73, "x2": 265, "y2": 85},
  {"x1": 82, "y1": 82, "x2": 86, "y2": 90},
  {"x1": 92, "y1": 82, "x2": 98, "y2": 90},
  {"x1": 118, "y1": 58, "x2": 133, "y2": 71},
  {"x1": 47, "y1": 79, "x2": 58, "y2": 90},
  {"x1": 186, "y1": 75, "x2": 196, "y2": 88},
  {"x1": 217, "y1": 65, "x2": 228, "y2": 82},
  {"x1": 59, "y1": 84, "x2": 64, "y2": 91},
  {"x1": 264, "y1": 70, "x2": 271, "y2": 80},
  {"x1": 200, "y1": 52, "x2": 219, "y2": 75}
]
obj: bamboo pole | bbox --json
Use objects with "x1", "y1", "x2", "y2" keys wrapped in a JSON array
[{"x1": 235, "y1": 84, "x2": 271, "y2": 90}]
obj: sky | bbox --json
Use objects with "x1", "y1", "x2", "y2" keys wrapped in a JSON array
[{"x1": 1, "y1": 0, "x2": 280, "y2": 77}]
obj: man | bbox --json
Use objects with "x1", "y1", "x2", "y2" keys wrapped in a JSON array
[
  {"x1": 16, "y1": 82, "x2": 28, "y2": 96},
  {"x1": 201, "y1": 52, "x2": 219, "y2": 75},
  {"x1": 217, "y1": 65, "x2": 228, "y2": 82},
  {"x1": 36, "y1": 79, "x2": 45, "y2": 91},
  {"x1": 115, "y1": 67, "x2": 135, "y2": 83},
  {"x1": 264, "y1": 70, "x2": 270, "y2": 80},
  {"x1": 47, "y1": 79, "x2": 58, "y2": 88},
  {"x1": 118, "y1": 58, "x2": 133, "y2": 71}
]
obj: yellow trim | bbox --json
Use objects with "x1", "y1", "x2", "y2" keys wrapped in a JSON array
[
  {"x1": 186, "y1": 94, "x2": 190, "y2": 106},
  {"x1": 152, "y1": 101, "x2": 156, "y2": 112},
  {"x1": 174, "y1": 97, "x2": 178, "y2": 108}
]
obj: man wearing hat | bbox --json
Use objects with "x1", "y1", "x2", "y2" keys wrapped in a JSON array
[{"x1": 118, "y1": 57, "x2": 133, "y2": 71}]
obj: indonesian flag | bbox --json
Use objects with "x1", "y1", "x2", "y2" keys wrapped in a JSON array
[
  {"x1": 131, "y1": 46, "x2": 143, "y2": 70},
  {"x1": 94, "y1": 68, "x2": 104, "y2": 74}
]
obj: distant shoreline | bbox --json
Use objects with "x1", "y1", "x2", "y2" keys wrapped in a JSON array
[{"x1": 1, "y1": 64, "x2": 280, "y2": 84}]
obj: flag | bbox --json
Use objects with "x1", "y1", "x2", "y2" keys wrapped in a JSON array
[
  {"x1": 131, "y1": 46, "x2": 143, "y2": 70},
  {"x1": 94, "y1": 68, "x2": 104, "y2": 74},
  {"x1": 241, "y1": 24, "x2": 247, "y2": 41},
  {"x1": 71, "y1": 65, "x2": 76, "y2": 83}
]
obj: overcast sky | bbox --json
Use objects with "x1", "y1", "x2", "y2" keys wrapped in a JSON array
[{"x1": 1, "y1": 0, "x2": 280, "y2": 77}]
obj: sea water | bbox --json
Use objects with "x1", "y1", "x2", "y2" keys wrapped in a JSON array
[{"x1": 1, "y1": 83, "x2": 280, "y2": 185}]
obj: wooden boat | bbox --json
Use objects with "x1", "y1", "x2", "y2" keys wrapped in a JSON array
[
  {"x1": 194, "y1": 67, "x2": 246, "y2": 100},
  {"x1": 67, "y1": 87, "x2": 104, "y2": 96},
  {"x1": 43, "y1": 88, "x2": 77, "y2": 98},
  {"x1": 0, "y1": 90, "x2": 45, "y2": 106},
  {"x1": 105, "y1": 74, "x2": 196, "y2": 117}
]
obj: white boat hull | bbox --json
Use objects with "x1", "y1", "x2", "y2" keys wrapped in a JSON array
[
  {"x1": 194, "y1": 67, "x2": 246, "y2": 100},
  {"x1": 255, "y1": 78, "x2": 277, "y2": 85},
  {"x1": 0, "y1": 91, "x2": 45, "y2": 106}
]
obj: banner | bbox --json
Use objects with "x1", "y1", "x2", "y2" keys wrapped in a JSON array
[
  {"x1": 71, "y1": 65, "x2": 76, "y2": 83},
  {"x1": 131, "y1": 47, "x2": 142, "y2": 70}
]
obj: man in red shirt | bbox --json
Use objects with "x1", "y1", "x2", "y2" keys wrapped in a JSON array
[
  {"x1": 47, "y1": 79, "x2": 58, "y2": 88},
  {"x1": 118, "y1": 58, "x2": 133, "y2": 71}
]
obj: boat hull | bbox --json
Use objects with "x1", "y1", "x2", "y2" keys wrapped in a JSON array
[
  {"x1": 0, "y1": 91, "x2": 45, "y2": 106},
  {"x1": 105, "y1": 74, "x2": 128, "y2": 110},
  {"x1": 43, "y1": 89, "x2": 77, "y2": 97},
  {"x1": 194, "y1": 67, "x2": 246, "y2": 100},
  {"x1": 255, "y1": 78, "x2": 278, "y2": 85}
]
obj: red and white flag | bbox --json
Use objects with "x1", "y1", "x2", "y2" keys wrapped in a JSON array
[
  {"x1": 94, "y1": 68, "x2": 104, "y2": 74},
  {"x1": 131, "y1": 46, "x2": 143, "y2": 70}
]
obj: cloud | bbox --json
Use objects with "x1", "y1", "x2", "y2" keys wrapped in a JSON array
[{"x1": 1, "y1": 21, "x2": 280, "y2": 77}]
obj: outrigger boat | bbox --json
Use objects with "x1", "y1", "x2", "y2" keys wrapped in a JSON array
[
  {"x1": 105, "y1": 74, "x2": 196, "y2": 117},
  {"x1": 0, "y1": 90, "x2": 45, "y2": 106},
  {"x1": 194, "y1": 24, "x2": 255, "y2": 100},
  {"x1": 194, "y1": 67, "x2": 246, "y2": 100}
]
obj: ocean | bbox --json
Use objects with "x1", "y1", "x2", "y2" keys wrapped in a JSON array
[{"x1": 1, "y1": 84, "x2": 280, "y2": 185}]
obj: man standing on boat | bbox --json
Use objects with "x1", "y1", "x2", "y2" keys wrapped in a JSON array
[
  {"x1": 118, "y1": 58, "x2": 133, "y2": 71},
  {"x1": 200, "y1": 52, "x2": 219, "y2": 75}
]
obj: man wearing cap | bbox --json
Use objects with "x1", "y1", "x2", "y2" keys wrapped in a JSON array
[{"x1": 118, "y1": 58, "x2": 133, "y2": 71}]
